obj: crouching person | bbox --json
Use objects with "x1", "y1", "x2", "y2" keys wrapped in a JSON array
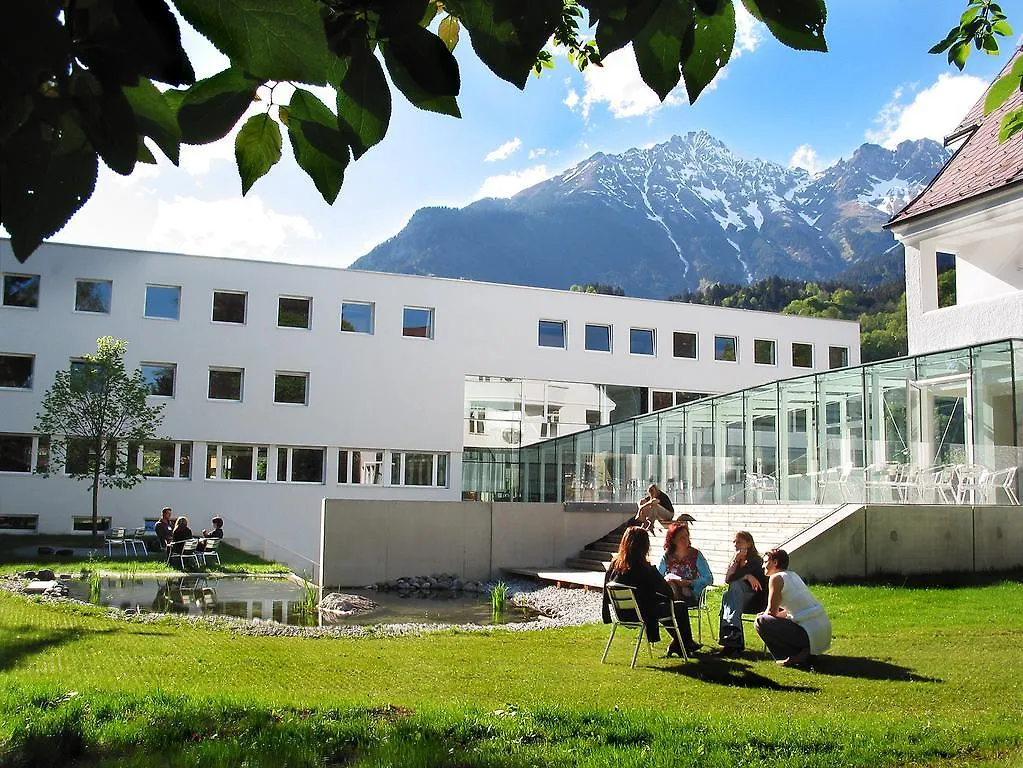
[{"x1": 755, "y1": 548, "x2": 831, "y2": 668}]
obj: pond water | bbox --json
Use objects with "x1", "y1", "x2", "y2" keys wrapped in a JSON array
[{"x1": 66, "y1": 576, "x2": 538, "y2": 627}]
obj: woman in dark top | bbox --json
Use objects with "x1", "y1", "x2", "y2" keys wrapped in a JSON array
[
  {"x1": 170, "y1": 516, "x2": 193, "y2": 555},
  {"x1": 601, "y1": 526, "x2": 689, "y2": 658},
  {"x1": 714, "y1": 530, "x2": 768, "y2": 656}
]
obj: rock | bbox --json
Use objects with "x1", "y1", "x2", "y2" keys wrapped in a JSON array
[
  {"x1": 58, "y1": 574, "x2": 73, "y2": 580},
  {"x1": 23, "y1": 571, "x2": 37, "y2": 580},
  {"x1": 36, "y1": 569, "x2": 56, "y2": 581},
  {"x1": 25, "y1": 580, "x2": 57, "y2": 595}
]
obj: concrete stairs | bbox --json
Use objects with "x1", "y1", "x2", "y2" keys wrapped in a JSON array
[{"x1": 565, "y1": 505, "x2": 840, "y2": 580}]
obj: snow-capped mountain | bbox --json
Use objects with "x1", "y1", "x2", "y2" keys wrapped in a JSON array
[{"x1": 352, "y1": 132, "x2": 947, "y2": 298}]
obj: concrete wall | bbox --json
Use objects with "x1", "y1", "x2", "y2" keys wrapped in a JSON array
[
  {"x1": 790, "y1": 505, "x2": 1023, "y2": 581},
  {"x1": 320, "y1": 500, "x2": 627, "y2": 587}
]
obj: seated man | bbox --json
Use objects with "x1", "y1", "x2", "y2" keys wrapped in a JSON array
[
  {"x1": 153, "y1": 507, "x2": 173, "y2": 551},
  {"x1": 635, "y1": 483, "x2": 675, "y2": 531}
]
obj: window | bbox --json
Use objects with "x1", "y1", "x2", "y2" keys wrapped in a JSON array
[
  {"x1": 0, "y1": 435, "x2": 33, "y2": 472},
  {"x1": 144, "y1": 284, "x2": 181, "y2": 319},
  {"x1": 936, "y1": 251, "x2": 956, "y2": 308},
  {"x1": 2, "y1": 274, "x2": 40, "y2": 308},
  {"x1": 651, "y1": 391, "x2": 674, "y2": 411},
  {"x1": 75, "y1": 279, "x2": 112, "y2": 313},
  {"x1": 673, "y1": 331, "x2": 697, "y2": 359},
  {"x1": 630, "y1": 328, "x2": 655, "y2": 356},
  {"x1": 276, "y1": 447, "x2": 325, "y2": 483},
  {"x1": 341, "y1": 301, "x2": 374, "y2": 334},
  {"x1": 829, "y1": 346, "x2": 849, "y2": 369},
  {"x1": 141, "y1": 363, "x2": 175, "y2": 397},
  {"x1": 274, "y1": 372, "x2": 309, "y2": 405},
  {"x1": 64, "y1": 439, "x2": 118, "y2": 476},
  {"x1": 586, "y1": 409, "x2": 601, "y2": 427},
  {"x1": 584, "y1": 324, "x2": 612, "y2": 352},
  {"x1": 0, "y1": 515, "x2": 38, "y2": 531},
  {"x1": 754, "y1": 339, "x2": 776, "y2": 366},
  {"x1": 212, "y1": 291, "x2": 246, "y2": 324},
  {"x1": 128, "y1": 440, "x2": 192, "y2": 478},
  {"x1": 538, "y1": 320, "x2": 566, "y2": 348},
  {"x1": 714, "y1": 335, "x2": 737, "y2": 362},
  {"x1": 0, "y1": 354, "x2": 33, "y2": 389},
  {"x1": 69, "y1": 359, "x2": 103, "y2": 394},
  {"x1": 792, "y1": 342, "x2": 814, "y2": 368},
  {"x1": 206, "y1": 444, "x2": 268, "y2": 481},
  {"x1": 675, "y1": 391, "x2": 707, "y2": 406},
  {"x1": 73, "y1": 515, "x2": 111, "y2": 532},
  {"x1": 338, "y1": 449, "x2": 384, "y2": 484},
  {"x1": 390, "y1": 452, "x2": 448, "y2": 487},
  {"x1": 402, "y1": 306, "x2": 434, "y2": 338},
  {"x1": 208, "y1": 368, "x2": 243, "y2": 400},
  {"x1": 468, "y1": 408, "x2": 486, "y2": 435},
  {"x1": 278, "y1": 296, "x2": 311, "y2": 329}
]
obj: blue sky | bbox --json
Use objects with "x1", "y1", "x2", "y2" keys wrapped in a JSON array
[{"x1": 31, "y1": 1, "x2": 1019, "y2": 267}]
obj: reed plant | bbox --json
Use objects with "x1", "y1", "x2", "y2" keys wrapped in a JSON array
[{"x1": 489, "y1": 580, "x2": 508, "y2": 619}]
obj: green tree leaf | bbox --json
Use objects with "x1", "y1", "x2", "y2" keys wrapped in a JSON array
[
  {"x1": 439, "y1": 16, "x2": 461, "y2": 52},
  {"x1": 381, "y1": 25, "x2": 461, "y2": 116},
  {"x1": 0, "y1": 113, "x2": 99, "y2": 261},
  {"x1": 123, "y1": 77, "x2": 182, "y2": 164},
  {"x1": 70, "y1": 70, "x2": 140, "y2": 175},
  {"x1": 444, "y1": 0, "x2": 561, "y2": 89},
  {"x1": 681, "y1": 1, "x2": 735, "y2": 104},
  {"x1": 337, "y1": 46, "x2": 392, "y2": 160},
  {"x1": 174, "y1": 0, "x2": 336, "y2": 85},
  {"x1": 287, "y1": 89, "x2": 350, "y2": 203},
  {"x1": 633, "y1": 0, "x2": 693, "y2": 101},
  {"x1": 137, "y1": 138, "x2": 158, "y2": 164},
  {"x1": 999, "y1": 107, "x2": 1023, "y2": 142},
  {"x1": 235, "y1": 114, "x2": 282, "y2": 194},
  {"x1": 594, "y1": 0, "x2": 660, "y2": 57},
  {"x1": 742, "y1": 0, "x2": 827, "y2": 53},
  {"x1": 177, "y1": 68, "x2": 261, "y2": 145},
  {"x1": 984, "y1": 70, "x2": 1022, "y2": 114},
  {"x1": 0, "y1": 0, "x2": 70, "y2": 110}
]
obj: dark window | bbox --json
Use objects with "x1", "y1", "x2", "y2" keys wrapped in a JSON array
[
  {"x1": 829, "y1": 346, "x2": 849, "y2": 369},
  {"x1": 341, "y1": 302, "x2": 374, "y2": 333},
  {"x1": 0, "y1": 515, "x2": 38, "y2": 531},
  {"x1": 73, "y1": 516, "x2": 111, "y2": 532},
  {"x1": 754, "y1": 339, "x2": 776, "y2": 365},
  {"x1": 402, "y1": 307, "x2": 434, "y2": 338},
  {"x1": 630, "y1": 328, "x2": 655, "y2": 355},
  {"x1": 651, "y1": 391, "x2": 674, "y2": 411},
  {"x1": 141, "y1": 363, "x2": 175, "y2": 396},
  {"x1": 3, "y1": 274, "x2": 40, "y2": 308},
  {"x1": 585, "y1": 409, "x2": 601, "y2": 426},
  {"x1": 714, "y1": 335, "x2": 737, "y2": 362},
  {"x1": 208, "y1": 369, "x2": 243, "y2": 400},
  {"x1": 0, "y1": 355, "x2": 33, "y2": 389},
  {"x1": 75, "y1": 280, "x2": 112, "y2": 313},
  {"x1": 0, "y1": 435, "x2": 33, "y2": 472},
  {"x1": 538, "y1": 320, "x2": 566, "y2": 348},
  {"x1": 278, "y1": 297, "x2": 311, "y2": 329},
  {"x1": 936, "y1": 252, "x2": 956, "y2": 308},
  {"x1": 290, "y1": 448, "x2": 324, "y2": 483},
  {"x1": 144, "y1": 285, "x2": 181, "y2": 319},
  {"x1": 675, "y1": 392, "x2": 707, "y2": 406},
  {"x1": 584, "y1": 324, "x2": 612, "y2": 352},
  {"x1": 792, "y1": 343, "x2": 814, "y2": 368},
  {"x1": 212, "y1": 291, "x2": 246, "y2": 323},
  {"x1": 673, "y1": 331, "x2": 697, "y2": 359},
  {"x1": 274, "y1": 373, "x2": 308, "y2": 405}
]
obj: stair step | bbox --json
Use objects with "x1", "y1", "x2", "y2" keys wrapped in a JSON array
[{"x1": 566, "y1": 557, "x2": 610, "y2": 571}]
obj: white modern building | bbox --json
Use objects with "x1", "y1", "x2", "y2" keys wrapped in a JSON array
[{"x1": 0, "y1": 240, "x2": 860, "y2": 570}]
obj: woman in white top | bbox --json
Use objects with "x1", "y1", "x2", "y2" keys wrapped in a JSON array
[{"x1": 755, "y1": 548, "x2": 831, "y2": 668}]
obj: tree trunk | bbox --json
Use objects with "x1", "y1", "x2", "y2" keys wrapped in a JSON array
[{"x1": 92, "y1": 465, "x2": 101, "y2": 540}]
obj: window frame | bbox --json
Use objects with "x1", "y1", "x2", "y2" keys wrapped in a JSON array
[
  {"x1": 74, "y1": 278, "x2": 113, "y2": 314},
  {"x1": 72, "y1": 515, "x2": 112, "y2": 533},
  {"x1": 390, "y1": 451, "x2": 449, "y2": 488},
  {"x1": 753, "y1": 338, "x2": 777, "y2": 366},
  {"x1": 275, "y1": 446, "x2": 326, "y2": 484},
  {"x1": 211, "y1": 290, "x2": 248, "y2": 325},
  {"x1": 273, "y1": 371, "x2": 310, "y2": 406},
  {"x1": 207, "y1": 367, "x2": 244, "y2": 401},
  {"x1": 2, "y1": 273, "x2": 40, "y2": 309},
  {"x1": 0, "y1": 353, "x2": 34, "y2": 390},
  {"x1": 713, "y1": 334, "x2": 738, "y2": 363},
  {"x1": 584, "y1": 323, "x2": 613, "y2": 353},
  {"x1": 278, "y1": 295, "x2": 312, "y2": 330},
  {"x1": 206, "y1": 443, "x2": 269, "y2": 481},
  {"x1": 337, "y1": 448, "x2": 386, "y2": 485},
  {"x1": 0, "y1": 515, "x2": 39, "y2": 532},
  {"x1": 143, "y1": 284, "x2": 181, "y2": 320},
  {"x1": 791, "y1": 342, "x2": 814, "y2": 369},
  {"x1": 128, "y1": 440, "x2": 193, "y2": 479},
  {"x1": 537, "y1": 319, "x2": 567, "y2": 349},
  {"x1": 672, "y1": 331, "x2": 698, "y2": 360},
  {"x1": 340, "y1": 300, "x2": 375, "y2": 334},
  {"x1": 140, "y1": 362, "x2": 176, "y2": 398},
  {"x1": 828, "y1": 345, "x2": 850, "y2": 369},
  {"x1": 629, "y1": 327, "x2": 656, "y2": 356},
  {"x1": 0, "y1": 433, "x2": 48, "y2": 474},
  {"x1": 402, "y1": 306, "x2": 435, "y2": 339}
]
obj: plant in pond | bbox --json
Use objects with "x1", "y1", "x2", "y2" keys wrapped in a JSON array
[
  {"x1": 88, "y1": 572, "x2": 102, "y2": 605},
  {"x1": 296, "y1": 572, "x2": 319, "y2": 616},
  {"x1": 490, "y1": 581, "x2": 508, "y2": 620}
]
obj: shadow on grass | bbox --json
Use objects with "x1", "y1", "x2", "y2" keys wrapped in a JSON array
[
  {"x1": 827, "y1": 568, "x2": 1023, "y2": 590},
  {"x1": 658, "y1": 655, "x2": 818, "y2": 692},
  {"x1": 809, "y1": 654, "x2": 942, "y2": 682},
  {"x1": 0, "y1": 625, "x2": 113, "y2": 672}
]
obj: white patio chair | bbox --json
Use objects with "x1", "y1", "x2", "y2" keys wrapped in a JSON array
[
  {"x1": 955, "y1": 465, "x2": 989, "y2": 505},
  {"x1": 601, "y1": 582, "x2": 689, "y2": 668},
  {"x1": 917, "y1": 466, "x2": 957, "y2": 504},
  {"x1": 105, "y1": 527, "x2": 128, "y2": 557},
  {"x1": 198, "y1": 538, "x2": 222, "y2": 568},
  {"x1": 127, "y1": 527, "x2": 148, "y2": 556},
  {"x1": 982, "y1": 467, "x2": 1019, "y2": 505},
  {"x1": 167, "y1": 537, "x2": 201, "y2": 570}
]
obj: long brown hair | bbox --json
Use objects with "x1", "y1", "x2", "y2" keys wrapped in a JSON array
[
  {"x1": 735, "y1": 530, "x2": 759, "y2": 560},
  {"x1": 610, "y1": 526, "x2": 650, "y2": 573}
]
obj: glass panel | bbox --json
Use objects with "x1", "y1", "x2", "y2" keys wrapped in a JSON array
[
  {"x1": 341, "y1": 302, "x2": 374, "y2": 333},
  {"x1": 141, "y1": 364, "x2": 175, "y2": 396},
  {"x1": 179, "y1": 443, "x2": 191, "y2": 478},
  {"x1": 291, "y1": 448, "x2": 324, "y2": 483},
  {"x1": 338, "y1": 450, "x2": 349, "y2": 483},
  {"x1": 221, "y1": 445, "x2": 254, "y2": 480},
  {"x1": 277, "y1": 449, "x2": 288, "y2": 481},
  {"x1": 256, "y1": 447, "x2": 268, "y2": 481},
  {"x1": 584, "y1": 324, "x2": 611, "y2": 352},
  {"x1": 0, "y1": 355, "x2": 33, "y2": 389},
  {"x1": 212, "y1": 291, "x2": 246, "y2": 323},
  {"x1": 673, "y1": 332, "x2": 697, "y2": 359},
  {"x1": 75, "y1": 280, "x2": 112, "y2": 313},
  {"x1": 437, "y1": 454, "x2": 448, "y2": 487},
  {"x1": 209, "y1": 369, "x2": 243, "y2": 400},
  {"x1": 651, "y1": 391, "x2": 673, "y2": 411},
  {"x1": 630, "y1": 328, "x2": 654, "y2": 355},
  {"x1": 142, "y1": 441, "x2": 177, "y2": 477},
  {"x1": 402, "y1": 307, "x2": 434, "y2": 338},
  {"x1": 278, "y1": 297, "x2": 311, "y2": 329},
  {"x1": 144, "y1": 285, "x2": 180, "y2": 319},
  {"x1": 779, "y1": 376, "x2": 818, "y2": 502},
  {"x1": 714, "y1": 335, "x2": 737, "y2": 362},
  {"x1": 792, "y1": 343, "x2": 814, "y2": 368},
  {"x1": 3, "y1": 274, "x2": 40, "y2": 307},
  {"x1": 0, "y1": 435, "x2": 33, "y2": 472},
  {"x1": 274, "y1": 373, "x2": 308, "y2": 404},
  {"x1": 538, "y1": 320, "x2": 566, "y2": 348},
  {"x1": 391, "y1": 453, "x2": 401, "y2": 484},
  {"x1": 687, "y1": 401, "x2": 715, "y2": 503},
  {"x1": 754, "y1": 339, "x2": 776, "y2": 365}
]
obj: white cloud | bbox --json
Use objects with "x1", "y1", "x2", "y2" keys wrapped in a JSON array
[
  {"x1": 484, "y1": 137, "x2": 522, "y2": 162},
  {"x1": 528, "y1": 147, "x2": 548, "y2": 160},
  {"x1": 866, "y1": 73, "x2": 988, "y2": 148},
  {"x1": 788, "y1": 144, "x2": 828, "y2": 175},
  {"x1": 568, "y1": 48, "x2": 685, "y2": 120},
  {"x1": 149, "y1": 195, "x2": 318, "y2": 258},
  {"x1": 564, "y1": 88, "x2": 580, "y2": 109},
  {"x1": 476, "y1": 165, "x2": 550, "y2": 199},
  {"x1": 733, "y1": 3, "x2": 765, "y2": 57}
]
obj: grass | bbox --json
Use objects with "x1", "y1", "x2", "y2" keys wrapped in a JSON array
[
  {"x1": 0, "y1": 574, "x2": 1021, "y2": 766},
  {"x1": 0, "y1": 534, "x2": 290, "y2": 576}
]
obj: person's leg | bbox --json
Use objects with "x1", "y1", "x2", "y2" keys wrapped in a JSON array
[
  {"x1": 672, "y1": 599, "x2": 697, "y2": 650},
  {"x1": 719, "y1": 580, "x2": 752, "y2": 649},
  {"x1": 754, "y1": 614, "x2": 809, "y2": 661}
]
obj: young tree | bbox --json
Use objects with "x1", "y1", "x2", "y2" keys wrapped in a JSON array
[{"x1": 35, "y1": 337, "x2": 165, "y2": 537}]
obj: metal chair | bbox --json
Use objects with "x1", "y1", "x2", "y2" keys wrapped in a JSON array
[
  {"x1": 602, "y1": 582, "x2": 689, "y2": 668},
  {"x1": 105, "y1": 527, "x2": 128, "y2": 557},
  {"x1": 167, "y1": 538, "x2": 201, "y2": 570},
  {"x1": 955, "y1": 465, "x2": 989, "y2": 505},
  {"x1": 127, "y1": 527, "x2": 149, "y2": 556},
  {"x1": 198, "y1": 538, "x2": 222, "y2": 568},
  {"x1": 981, "y1": 466, "x2": 1019, "y2": 505}
]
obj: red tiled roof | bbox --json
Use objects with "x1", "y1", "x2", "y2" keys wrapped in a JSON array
[{"x1": 888, "y1": 45, "x2": 1023, "y2": 227}]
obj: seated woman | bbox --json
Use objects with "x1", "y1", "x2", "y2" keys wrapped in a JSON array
[
  {"x1": 755, "y1": 548, "x2": 832, "y2": 667},
  {"x1": 601, "y1": 526, "x2": 687, "y2": 658},
  {"x1": 714, "y1": 531, "x2": 768, "y2": 657},
  {"x1": 656, "y1": 521, "x2": 713, "y2": 654},
  {"x1": 170, "y1": 516, "x2": 193, "y2": 555}
]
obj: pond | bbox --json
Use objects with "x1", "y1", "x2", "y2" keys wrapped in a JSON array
[{"x1": 66, "y1": 576, "x2": 539, "y2": 627}]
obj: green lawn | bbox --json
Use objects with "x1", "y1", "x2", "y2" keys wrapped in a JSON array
[{"x1": 1, "y1": 576, "x2": 1021, "y2": 766}]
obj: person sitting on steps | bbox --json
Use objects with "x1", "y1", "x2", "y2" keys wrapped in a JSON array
[{"x1": 635, "y1": 483, "x2": 674, "y2": 531}]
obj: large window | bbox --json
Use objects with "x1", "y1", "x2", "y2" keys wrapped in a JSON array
[
  {"x1": 75, "y1": 279, "x2": 112, "y2": 313},
  {"x1": 73, "y1": 515, "x2": 111, "y2": 532},
  {"x1": 538, "y1": 320, "x2": 566, "y2": 348},
  {"x1": 792, "y1": 342, "x2": 814, "y2": 368},
  {"x1": 630, "y1": 328, "x2": 655, "y2": 356},
  {"x1": 936, "y1": 251, "x2": 957, "y2": 308},
  {"x1": 278, "y1": 296, "x2": 311, "y2": 329},
  {"x1": 212, "y1": 291, "x2": 247, "y2": 324},
  {"x1": 585, "y1": 324, "x2": 612, "y2": 352},
  {"x1": 829, "y1": 346, "x2": 849, "y2": 369},
  {"x1": 144, "y1": 284, "x2": 181, "y2": 320},
  {"x1": 64, "y1": 439, "x2": 118, "y2": 476},
  {"x1": 141, "y1": 363, "x2": 176, "y2": 397},
  {"x1": 714, "y1": 335, "x2": 738, "y2": 362},
  {"x1": 338, "y1": 449, "x2": 385, "y2": 484},
  {"x1": 206, "y1": 444, "x2": 268, "y2": 481},
  {"x1": 754, "y1": 338, "x2": 777, "y2": 366},
  {"x1": 341, "y1": 301, "x2": 374, "y2": 334},
  {"x1": 673, "y1": 331, "x2": 697, "y2": 359},
  {"x1": 651, "y1": 391, "x2": 674, "y2": 411},
  {"x1": 0, "y1": 434, "x2": 33, "y2": 472},
  {"x1": 0, "y1": 354, "x2": 33, "y2": 389},
  {"x1": 2, "y1": 274, "x2": 40, "y2": 308},
  {"x1": 274, "y1": 372, "x2": 309, "y2": 405},
  {"x1": 129, "y1": 440, "x2": 192, "y2": 478},
  {"x1": 276, "y1": 447, "x2": 325, "y2": 483},
  {"x1": 0, "y1": 515, "x2": 38, "y2": 531},
  {"x1": 208, "y1": 368, "x2": 243, "y2": 400},
  {"x1": 391, "y1": 452, "x2": 448, "y2": 487},
  {"x1": 402, "y1": 306, "x2": 434, "y2": 338}
]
